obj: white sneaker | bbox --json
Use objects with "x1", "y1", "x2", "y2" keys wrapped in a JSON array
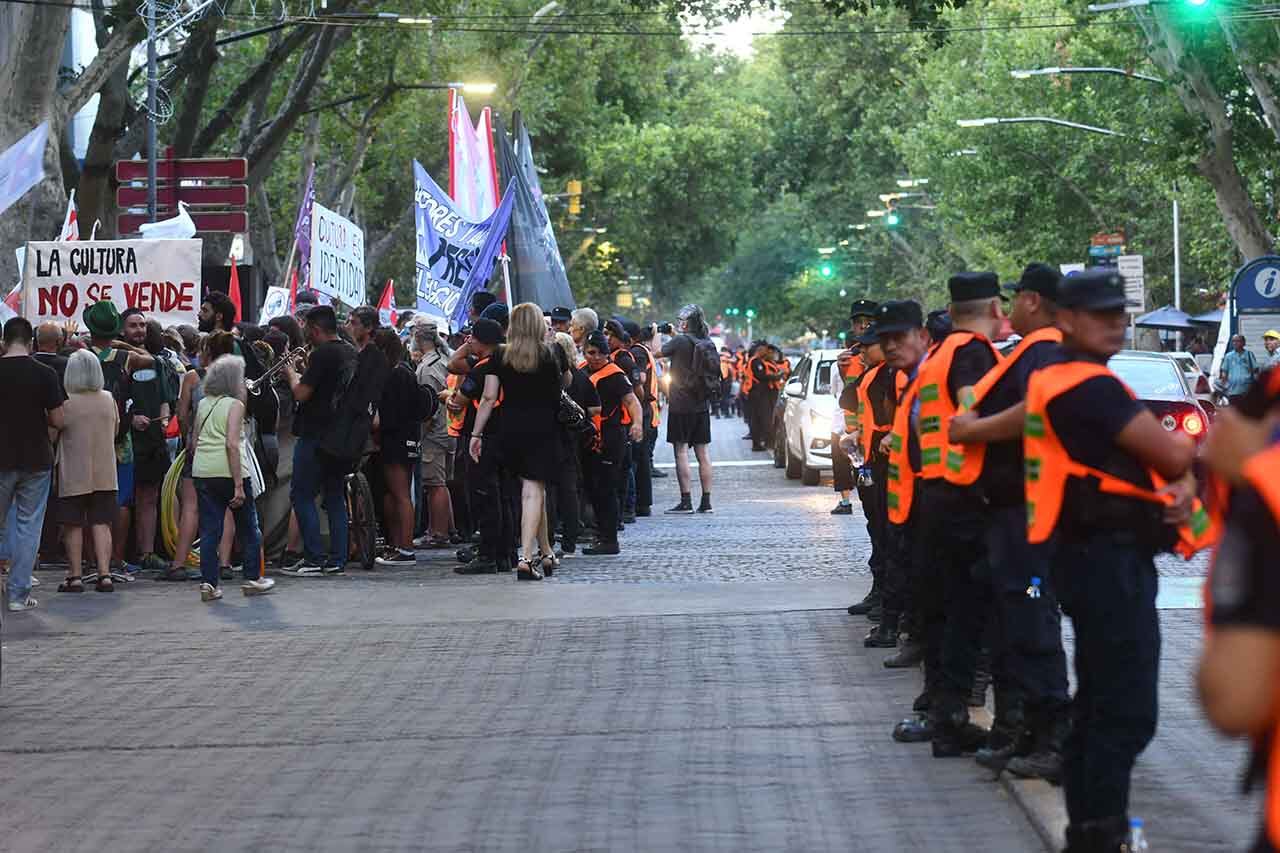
[
  {"x1": 30, "y1": 575, "x2": 41, "y2": 588},
  {"x1": 280, "y1": 560, "x2": 326, "y2": 577},
  {"x1": 6, "y1": 596, "x2": 37, "y2": 612},
  {"x1": 200, "y1": 583, "x2": 223, "y2": 602},
  {"x1": 241, "y1": 577, "x2": 276, "y2": 596}
]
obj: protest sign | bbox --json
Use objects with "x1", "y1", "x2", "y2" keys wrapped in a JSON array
[
  {"x1": 413, "y1": 160, "x2": 514, "y2": 328},
  {"x1": 21, "y1": 238, "x2": 201, "y2": 328},
  {"x1": 258, "y1": 285, "x2": 291, "y2": 324},
  {"x1": 309, "y1": 201, "x2": 364, "y2": 306}
]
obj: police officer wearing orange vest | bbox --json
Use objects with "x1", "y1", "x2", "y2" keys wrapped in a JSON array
[
  {"x1": 1198, "y1": 371, "x2": 1280, "y2": 853},
  {"x1": 892, "y1": 273, "x2": 1005, "y2": 755},
  {"x1": 583, "y1": 330, "x2": 645, "y2": 556},
  {"x1": 948, "y1": 263, "x2": 1071, "y2": 778},
  {"x1": 1023, "y1": 269, "x2": 1199, "y2": 852},
  {"x1": 869, "y1": 299, "x2": 931, "y2": 655}
]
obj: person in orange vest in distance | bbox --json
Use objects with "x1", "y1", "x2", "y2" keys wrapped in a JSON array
[
  {"x1": 1197, "y1": 371, "x2": 1280, "y2": 853},
  {"x1": 867, "y1": 300, "x2": 931, "y2": 656},
  {"x1": 888, "y1": 273, "x2": 1004, "y2": 755},
  {"x1": 946, "y1": 263, "x2": 1070, "y2": 779},
  {"x1": 833, "y1": 301, "x2": 880, "y2": 516},
  {"x1": 745, "y1": 342, "x2": 773, "y2": 451},
  {"x1": 582, "y1": 331, "x2": 644, "y2": 555},
  {"x1": 1021, "y1": 269, "x2": 1198, "y2": 852}
]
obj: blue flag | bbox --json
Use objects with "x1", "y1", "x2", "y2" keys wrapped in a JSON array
[{"x1": 413, "y1": 160, "x2": 513, "y2": 330}]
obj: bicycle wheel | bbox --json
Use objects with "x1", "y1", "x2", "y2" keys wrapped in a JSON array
[{"x1": 346, "y1": 471, "x2": 377, "y2": 571}]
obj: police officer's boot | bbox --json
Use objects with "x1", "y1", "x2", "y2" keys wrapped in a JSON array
[
  {"x1": 930, "y1": 693, "x2": 989, "y2": 758},
  {"x1": 883, "y1": 633, "x2": 926, "y2": 668},
  {"x1": 1062, "y1": 816, "x2": 1130, "y2": 852},
  {"x1": 968, "y1": 648, "x2": 992, "y2": 707},
  {"x1": 1007, "y1": 708, "x2": 1069, "y2": 784},
  {"x1": 974, "y1": 692, "x2": 1029, "y2": 772},
  {"x1": 863, "y1": 612, "x2": 898, "y2": 648},
  {"x1": 847, "y1": 579, "x2": 880, "y2": 616}
]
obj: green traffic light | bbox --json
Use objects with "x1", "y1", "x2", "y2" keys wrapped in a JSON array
[
  {"x1": 746, "y1": 309, "x2": 756, "y2": 319},
  {"x1": 885, "y1": 212, "x2": 900, "y2": 227},
  {"x1": 1186, "y1": 0, "x2": 1208, "y2": 5},
  {"x1": 819, "y1": 263, "x2": 834, "y2": 278}
]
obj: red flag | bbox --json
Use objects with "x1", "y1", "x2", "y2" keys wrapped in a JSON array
[
  {"x1": 228, "y1": 262, "x2": 242, "y2": 323},
  {"x1": 58, "y1": 189, "x2": 78, "y2": 241},
  {"x1": 377, "y1": 279, "x2": 397, "y2": 328},
  {"x1": 3, "y1": 282, "x2": 20, "y2": 312},
  {"x1": 288, "y1": 266, "x2": 298, "y2": 312}
]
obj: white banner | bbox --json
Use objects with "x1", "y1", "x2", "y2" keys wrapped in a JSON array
[
  {"x1": 258, "y1": 285, "x2": 291, "y2": 325},
  {"x1": 0, "y1": 122, "x2": 48, "y2": 218},
  {"x1": 310, "y1": 202, "x2": 365, "y2": 306},
  {"x1": 21, "y1": 238, "x2": 201, "y2": 328}
]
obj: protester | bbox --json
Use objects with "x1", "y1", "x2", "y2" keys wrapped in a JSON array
[
  {"x1": 283, "y1": 305, "x2": 356, "y2": 576},
  {"x1": 413, "y1": 320, "x2": 454, "y2": 549},
  {"x1": 122, "y1": 311, "x2": 176, "y2": 575},
  {"x1": 0, "y1": 317, "x2": 65, "y2": 611},
  {"x1": 1221, "y1": 334, "x2": 1259, "y2": 405},
  {"x1": 191, "y1": 355, "x2": 272, "y2": 600},
  {"x1": 34, "y1": 322, "x2": 68, "y2": 383},
  {"x1": 661, "y1": 304, "x2": 715, "y2": 513},
  {"x1": 55, "y1": 349, "x2": 118, "y2": 593},
  {"x1": 469, "y1": 303, "x2": 568, "y2": 580},
  {"x1": 372, "y1": 328, "x2": 421, "y2": 567}
]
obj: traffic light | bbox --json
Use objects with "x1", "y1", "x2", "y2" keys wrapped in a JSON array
[
  {"x1": 819, "y1": 262, "x2": 834, "y2": 279},
  {"x1": 567, "y1": 179, "x2": 582, "y2": 217},
  {"x1": 745, "y1": 308, "x2": 756, "y2": 319},
  {"x1": 885, "y1": 199, "x2": 900, "y2": 227}
]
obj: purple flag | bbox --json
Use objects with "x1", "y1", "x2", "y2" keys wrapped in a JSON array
[{"x1": 293, "y1": 164, "x2": 316, "y2": 290}]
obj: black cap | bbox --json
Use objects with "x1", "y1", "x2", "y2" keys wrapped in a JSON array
[
  {"x1": 948, "y1": 272, "x2": 1002, "y2": 302},
  {"x1": 471, "y1": 318, "x2": 503, "y2": 345},
  {"x1": 849, "y1": 299, "x2": 879, "y2": 320},
  {"x1": 1057, "y1": 268, "x2": 1128, "y2": 312},
  {"x1": 550, "y1": 306, "x2": 572, "y2": 322},
  {"x1": 604, "y1": 319, "x2": 630, "y2": 342},
  {"x1": 480, "y1": 302, "x2": 509, "y2": 327},
  {"x1": 926, "y1": 309, "x2": 953, "y2": 343},
  {"x1": 873, "y1": 300, "x2": 924, "y2": 334},
  {"x1": 1006, "y1": 263, "x2": 1061, "y2": 300},
  {"x1": 585, "y1": 330, "x2": 608, "y2": 352},
  {"x1": 853, "y1": 326, "x2": 879, "y2": 347},
  {"x1": 622, "y1": 319, "x2": 642, "y2": 340}
]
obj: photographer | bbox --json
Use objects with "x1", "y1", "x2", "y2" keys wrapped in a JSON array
[{"x1": 659, "y1": 304, "x2": 716, "y2": 514}]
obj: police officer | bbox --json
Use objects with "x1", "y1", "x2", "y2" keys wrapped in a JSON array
[
  {"x1": 833, "y1": 301, "x2": 880, "y2": 516},
  {"x1": 1023, "y1": 269, "x2": 1203, "y2": 851},
  {"x1": 947, "y1": 263, "x2": 1070, "y2": 777},
  {"x1": 1198, "y1": 371, "x2": 1280, "y2": 853},
  {"x1": 605, "y1": 320, "x2": 643, "y2": 525}
]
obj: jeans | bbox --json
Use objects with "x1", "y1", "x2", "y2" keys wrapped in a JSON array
[
  {"x1": 195, "y1": 477, "x2": 262, "y2": 587},
  {"x1": 0, "y1": 468, "x2": 53, "y2": 603},
  {"x1": 291, "y1": 436, "x2": 348, "y2": 566}
]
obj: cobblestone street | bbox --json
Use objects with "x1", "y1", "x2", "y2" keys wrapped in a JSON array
[{"x1": 0, "y1": 418, "x2": 1254, "y2": 852}]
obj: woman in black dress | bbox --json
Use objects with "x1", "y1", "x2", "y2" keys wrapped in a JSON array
[
  {"x1": 470, "y1": 302, "x2": 570, "y2": 580},
  {"x1": 374, "y1": 328, "x2": 421, "y2": 567}
]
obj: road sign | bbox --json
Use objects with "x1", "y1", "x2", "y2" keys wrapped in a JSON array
[
  {"x1": 1090, "y1": 230, "x2": 1126, "y2": 247},
  {"x1": 116, "y1": 185, "x2": 248, "y2": 209},
  {"x1": 114, "y1": 157, "x2": 248, "y2": 182},
  {"x1": 1230, "y1": 255, "x2": 1280, "y2": 362},
  {"x1": 118, "y1": 211, "x2": 248, "y2": 235},
  {"x1": 1089, "y1": 244, "x2": 1123, "y2": 258},
  {"x1": 1117, "y1": 254, "x2": 1145, "y2": 314}
]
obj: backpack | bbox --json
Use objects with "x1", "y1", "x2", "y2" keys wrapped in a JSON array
[
  {"x1": 96, "y1": 347, "x2": 132, "y2": 442},
  {"x1": 317, "y1": 344, "x2": 370, "y2": 473},
  {"x1": 404, "y1": 363, "x2": 440, "y2": 425},
  {"x1": 690, "y1": 336, "x2": 722, "y2": 401}
]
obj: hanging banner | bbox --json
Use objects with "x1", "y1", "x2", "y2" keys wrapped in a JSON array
[
  {"x1": 293, "y1": 164, "x2": 317, "y2": 290},
  {"x1": 21, "y1": 238, "x2": 201, "y2": 327},
  {"x1": 413, "y1": 159, "x2": 514, "y2": 329},
  {"x1": 309, "y1": 201, "x2": 365, "y2": 306}
]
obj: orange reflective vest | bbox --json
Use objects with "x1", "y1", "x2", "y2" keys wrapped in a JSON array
[
  {"x1": 916, "y1": 332, "x2": 1001, "y2": 481},
  {"x1": 943, "y1": 327, "x2": 1062, "y2": 488},
  {"x1": 634, "y1": 344, "x2": 661, "y2": 428},
  {"x1": 1023, "y1": 361, "x2": 1218, "y2": 557},
  {"x1": 588, "y1": 362, "x2": 632, "y2": 437},
  {"x1": 720, "y1": 353, "x2": 735, "y2": 381},
  {"x1": 445, "y1": 373, "x2": 465, "y2": 438},
  {"x1": 743, "y1": 355, "x2": 762, "y2": 394},
  {"x1": 886, "y1": 374, "x2": 922, "y2": 525},
  {"x1": 856, "y1": 363, "x2": 900, "y2": 459}
]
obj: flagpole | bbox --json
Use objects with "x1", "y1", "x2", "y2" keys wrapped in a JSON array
[{"x1": 500, "y1": 252, "x2": 513, "y2": 306}]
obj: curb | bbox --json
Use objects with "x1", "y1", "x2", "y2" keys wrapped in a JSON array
[{"x1": 1002, "y1": 775, "x2": 1068, "y2": 852}]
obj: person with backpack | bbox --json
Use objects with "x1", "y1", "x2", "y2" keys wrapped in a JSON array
[
  {"x1": 282, "y1": 305, "x2": 357, "y2": 577},
  {"x1": 84, "y1": 300, "x2": 155, "y2": 578},
  {"x1": 372, "y1": 328, "x2": 431, "y2": 567},
  {"x1": 660, "y1": 303, "x2": 716, "y2": 514}
]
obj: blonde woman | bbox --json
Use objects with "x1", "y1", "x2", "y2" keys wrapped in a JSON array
[
  {"x1": 469, "y1": 303, "x2": 570, "y2": 580},
  {"x1": 191, "y1": 355, "x2": 272, "y2": 600}
]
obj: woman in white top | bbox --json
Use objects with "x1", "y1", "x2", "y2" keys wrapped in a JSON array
[{"x1": 191, "y1": 355, "x2": 272, "y2": 601}]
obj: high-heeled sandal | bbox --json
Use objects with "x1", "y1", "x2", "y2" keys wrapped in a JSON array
[
  {"x1": 535, "y1": 551, "x2": 560, "y2": 577},
  {"x1": 516, "y1": 557, "x2": 543, "y2": 581}
]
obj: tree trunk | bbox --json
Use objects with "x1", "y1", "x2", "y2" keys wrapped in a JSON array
[
  {"x1": 77, "y1": 62, "x2": 131, "y2": 238},
  {"x1": 1216, "y1": 13, "x2": 1280, "y2": 147}
]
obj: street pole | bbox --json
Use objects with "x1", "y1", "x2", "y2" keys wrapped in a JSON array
[
  {"x1": 146, "y1": 0, "x2": 158, "y2": 223},
  {"x1": 1172, "y1": 193, "x2": 1182, "y2": 311},
  {"x1": 747, "y1": 318, "x2": 752, "y2": 342}
]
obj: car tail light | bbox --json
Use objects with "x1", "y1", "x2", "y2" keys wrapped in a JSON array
[
  {"x1": 1182, "y1": 411, "x2": 1205, "y2": 436},
  {"x1": 1161, "y1": 414, "x2": 1177, "y2": 431}
]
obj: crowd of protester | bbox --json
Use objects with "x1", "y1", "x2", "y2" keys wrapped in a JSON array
[{"x1": 0, "y1": 287, "x2": 723, "y2": 607}]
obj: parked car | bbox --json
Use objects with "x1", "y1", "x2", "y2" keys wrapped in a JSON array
[
  {"x1": 1167, "y1": 350, "x2": 1219, "y2": 420},
  {"x1": 775, "y1": 348, "x2": 842, "y2": 486},
  {"x1": 1108, "y1": 350, "x2": 1209, "y2": 445}
]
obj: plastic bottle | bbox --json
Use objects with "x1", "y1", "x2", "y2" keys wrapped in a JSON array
[
  {"x1": 1124, "y1": 818, "x2": 1149, "y2": 852},
  {"x1": 1026, "y1": 576, "x2": 1042, "y2": 600}
]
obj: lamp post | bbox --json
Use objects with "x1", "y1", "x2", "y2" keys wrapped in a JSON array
[
  {"x1": 1010, "y1": 66, "x2": 1164, "y2": 84},
  {"x1": 955, "y1": 116, "x2": 1127, "y2": 137}
]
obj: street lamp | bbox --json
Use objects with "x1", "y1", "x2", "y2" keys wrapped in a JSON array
[
  {"x1": 1010, "y1": 66, "x2": 1164, "y2": 84},
  {"x1": 956, "y1": 116, "x2": 1127, "y2": 137}
]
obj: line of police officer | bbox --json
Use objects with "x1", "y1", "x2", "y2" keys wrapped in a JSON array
[{"x1": 835, "y1": 267, "x2": 1226, "y2": 853}]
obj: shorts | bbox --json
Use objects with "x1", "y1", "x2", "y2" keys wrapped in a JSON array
[
  {"x1": 133, "y1": 430, "x2": 172, "y2": 485},
  {"x1": 381, "y1": 431, "x2": 421, "y2": 468},
  {"x1": 666, "y1": 410, "x2": 712, "y2": 446},
  {"x1": 421, "y1": 440, "x2": 455, "y2": 487},
  {"x1": 57, "y1": 490, "x2": 119, "y2": 526},
  {"x1": 116, "y1": 463, "x2": 135, "y2": 506}
]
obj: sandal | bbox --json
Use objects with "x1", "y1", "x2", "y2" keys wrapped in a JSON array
[
  {"x1": 58, "y1": 576, "x2": 84, "y2": 593},
  {"x1": 516, "y1": 558, "x2": 544, "y2": 582},
  {"x1": 95, "y1": 575, "x2": 114, "y2": 593},
  {"x1": 536, "y1": 551, "x2": 561, "y2": 578},
  {"x1": 157, "y1": 565, "x2": 189, "y2": 582}
]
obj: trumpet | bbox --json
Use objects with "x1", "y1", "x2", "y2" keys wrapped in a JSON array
[{"x1": 246, "y1": 346, "x2": 307, "y2": 396}]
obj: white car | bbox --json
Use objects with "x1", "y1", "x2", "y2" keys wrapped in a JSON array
[{"x1": 778, "y1": 348, "x2": 843, "y2": 486}]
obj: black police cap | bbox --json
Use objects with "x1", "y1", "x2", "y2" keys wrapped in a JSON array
[
  {"x1": 948, "y1": 271, "x2": 1002, "y2": 302},
  {"x1": 550, "y1": 306, "x2": 572, "y2": 322},
  {"x1": 873, "y1": 300, "x2": 924, "y2": 335},
  {"x1": 1056, "y1": 268, "x2": 1129, "y2": 312},
  {"x1": 849, "y1": 299, "x2": 879, "y2": 320},
  {"x1": 585, "y1": 330, "x2": 609, "y2": 352},
  {"x1": 853, "y1": 326, "x2": 879, "y2": 347},
  {"x1": 926, "y1": 309, "x2": 953, "y2": 343},
  {"x1": 1005, "y1": 263, "x2": 1061, "y2": 300}
]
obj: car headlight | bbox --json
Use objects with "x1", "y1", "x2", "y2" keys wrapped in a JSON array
[{"x1": 810, "y1": 409, "x2": 829, "y2": 428}]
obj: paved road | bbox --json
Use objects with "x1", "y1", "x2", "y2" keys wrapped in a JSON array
[{"x1": 0, "y1": 415, "x2": 1255, "y2": 852}]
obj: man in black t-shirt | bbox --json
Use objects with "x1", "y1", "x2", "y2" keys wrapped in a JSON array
[
  {"x1": 661, "y1": 304, "x2": 715, "y2": 514},
  {"x1": 0, "y1": 318, "x2": 65, "y2": 612},
  {"x1": 284, "y1": 305, "x2": 357, "y2": 576}
]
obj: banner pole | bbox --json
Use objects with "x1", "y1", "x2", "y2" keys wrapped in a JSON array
[
  {"x1": 281, "y1": 235, "x2": 299, "y2": 290},
  {"x1": 500, "y1": 252, "x2": 513, "y2": 306}
]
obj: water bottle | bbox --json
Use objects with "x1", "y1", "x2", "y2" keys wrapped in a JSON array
[
  {"x1": 1025, "y1": 576, "x2": 1042, "y2": 600},
  {"x1": 1123, "y1": 818, "x2": 1149, "y2": 852},
  {"x1": 857, "y1": 465, "x2": 874, "y2": 487}
]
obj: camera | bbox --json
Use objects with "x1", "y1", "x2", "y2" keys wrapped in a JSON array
[{"x1": 657, "y1": 322, "x2": 674, "y2": 335}]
